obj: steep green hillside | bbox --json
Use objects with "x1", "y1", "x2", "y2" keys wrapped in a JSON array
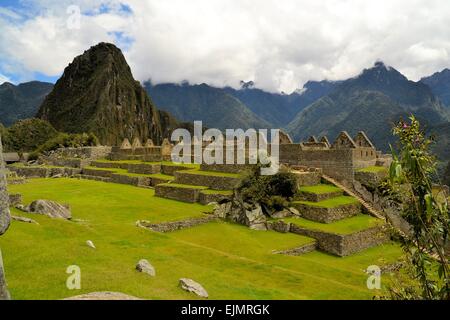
[{"x1": 0, "y1": 81, "x2": 53, "y2": 127}]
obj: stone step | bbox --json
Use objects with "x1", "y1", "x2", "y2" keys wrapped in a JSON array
[
  {"x1": 174, "y1": 170, "x2": 242, "y2": 190},
  {"x1": 155, "y1": 183, "x2": 209, "y2": 203},
  {"x1": 198, "y1": 190, "x2": 233, "y2": 205},
  {"x1": 296, "y1": 184, "x2": 343, "y2": 202},
  {"x1": 9, "y1": 165, "x2": 82, "y2": 178},
  {"x1": 291, "y1": 196, "x2": 361, "y2": 223}
]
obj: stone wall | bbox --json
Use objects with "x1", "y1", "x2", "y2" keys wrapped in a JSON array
[
  {"x1": 155, "y1": 184, "x2": 204, "y2": 203},
  {"x1": 137, "y1": 216, "x2": 217, "y2": 232},
  {"x1": 198, "y1": 192, "x2": 232, "y2": 205},
  {"x1": 289, "y1": 223, "x2": 388, "y2": 257},
  {"x1": 174, "y1": 172, "x2": 241, "y2": 190},
  {"x1": 9, "y1": 166, "x2": 81, "y2": 178},
  {"x1": 54, "y1": 146, "x2": 112, "y2": 160}
]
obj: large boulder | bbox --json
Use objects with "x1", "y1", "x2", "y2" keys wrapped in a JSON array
[
  {"x1": 214, "y1": 196, "x2": 268, "y2": 230},
  {"x1": 136, "y1": 259, "x2": 156, "y2": 277},
  {"x1": 179, "y1": 278, "x2": 208, "y2": 298},
  {"x1": 27, "y1": 200, "x2": 72, "y2": 220}
]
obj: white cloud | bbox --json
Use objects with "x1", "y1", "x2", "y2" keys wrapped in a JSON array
[
  {"x1": 0, "y1": 73, "x2": 11, "y2": 84},
  {"x1": 1, "y1": 0, "x2": 450, "y2": 92}
]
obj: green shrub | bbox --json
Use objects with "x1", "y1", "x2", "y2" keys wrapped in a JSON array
[
  {"x1": 238, "y1": 165, "x2": 297, "y2": 211},
  {"x1": 2, "y1": 118, "x2": 58, "y2": 152}
]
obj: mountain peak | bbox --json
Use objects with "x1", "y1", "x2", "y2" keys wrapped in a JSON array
[{"x1": 37, "y1": 42, "x2": 165, "y2": 145}]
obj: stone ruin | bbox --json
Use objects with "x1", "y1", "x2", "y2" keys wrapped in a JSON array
[
  {"x1": 0, "y1": 135, "x2": 11, "y2": 300},
  {"x1": 279, "y1": 130, "x2": 388, "y2": 182}
]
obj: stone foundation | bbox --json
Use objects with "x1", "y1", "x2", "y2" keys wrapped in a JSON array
[{"x1": 9, "y1": 166, "x2": 82, "y2": 178}]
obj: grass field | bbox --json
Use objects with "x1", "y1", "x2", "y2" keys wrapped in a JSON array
[
  {"x1": 357, "y1": 166, "x2": 388, "y2": 173},
  {"x1": 0, "y1": 178, "x2": 402, "y2": 300}
]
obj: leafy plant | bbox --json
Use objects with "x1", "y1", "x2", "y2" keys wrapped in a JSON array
[
  {"x1": 238, "y1": 165, "x2": 297, "y2": 212},
  {"x1": 384, "y1": 115, "x2": 449, "y2": 300}
]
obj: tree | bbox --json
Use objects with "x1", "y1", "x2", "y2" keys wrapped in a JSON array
[
  {"x1": 5, "y1": 118, "x2": 58, "y2": 152},
  {"x1": 384, "y1": 116, "x2": 449, "y2": 299}
]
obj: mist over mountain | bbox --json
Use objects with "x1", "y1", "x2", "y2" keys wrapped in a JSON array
[
  {"x1": 0, "y1": 81, "x2": 53, "y2": 127},
  {"x1": 144, "y1": 82, "x2": 272, "y2": 130},
  {"x1": 223, "y1": 80, "x2": 340, "y2": 127},
  {"x1": 287, "y1": 62, "x2": 450, "y2": 152}
]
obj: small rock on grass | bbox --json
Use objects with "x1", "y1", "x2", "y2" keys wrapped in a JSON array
[
  {"x1": 179, "y1": 278, "x2": 208, "y2": 298},
  {"x1": 86, "y1": 240, "x2": 96, "y2": 249},
  {"x1": 136, "y1": 259, "x2": 156, "y2": 276}
]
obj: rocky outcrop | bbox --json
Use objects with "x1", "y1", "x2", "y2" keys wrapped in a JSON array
[
  {"x1": 214, "y1": 196, "x2": 268, "y2": 230},
  {"x1": 26, "y1": 200, "x2": 72, "y2": 220},
  {"x1": 179, "y1": 278, "x2": 208, "y2": 298},
  {"x1": 136, "y1": 259, "x2": 156, "y2": 277}
]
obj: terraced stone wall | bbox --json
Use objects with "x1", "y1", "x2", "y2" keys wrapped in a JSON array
[{"x1": 290, "y1": 223, "x2": 389, "y2": 257}]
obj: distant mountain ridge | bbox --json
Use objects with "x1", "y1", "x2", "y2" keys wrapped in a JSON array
[
  {"x1": 421, "y1": 68, "x2": 450, "y2": 107},
  {"x1": 0, "y1": 81, "x2": 53, "y2": 127},
  {"x1": 287, "y1": 62, "x2": 450, "y2": 152},
  {"x1": 144, "y1": 82, "x2": 272, "y2": 130}
]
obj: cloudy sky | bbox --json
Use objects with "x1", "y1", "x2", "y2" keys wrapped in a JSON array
[{"x1": 0, "y1": 0, "x2": 450, "y2": 93}]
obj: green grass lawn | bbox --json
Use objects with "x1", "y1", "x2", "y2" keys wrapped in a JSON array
[
  {"x1": 283, "y1": 215, "x2": 384, "y2": 235},
  {"x1": 357, "y1": 166, "x2": 387, "y2": 173},
  {"x1": 293, "y1": 196, "x2": 359, "y2": 208},
  {"x1": 200, "y1": 190, "x2": 233, "y2": 195},
  {"x1": 299, "y1": 184, "x2": 342, "y2": 194},
  {"x1": 0, "y1": 178, "x2": 402, "y2": 300}
]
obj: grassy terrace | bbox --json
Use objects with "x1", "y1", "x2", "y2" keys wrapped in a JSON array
[
  {"x1": 1, "y1": 178, "x2": 402, "y2": 300},
  {"x1": 283, "y1": 215, "x2": 384, "y2": 235},
  {"x1": 357, "y1": 166, "x2": 387, "y2": 173},
  {"x1": 179, "y1": 169, "x2": 242, "y2": 178},
  {"x1": 8, "y1": 163, "x2": 65, "y2": 169},
  {"x1": 299, "y1": 184, "x2": 342, "y2": 194},
  {"x1": 157, "y1": 183, "x2": 209, "y2": 190},
  {"x1": 293, "y1": 196, "x2": 359, "y2": 208}
]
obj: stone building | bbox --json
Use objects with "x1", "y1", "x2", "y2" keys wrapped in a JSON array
[{"x1": 279, "y1": 131, "x2": 382, "y2": 181}]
